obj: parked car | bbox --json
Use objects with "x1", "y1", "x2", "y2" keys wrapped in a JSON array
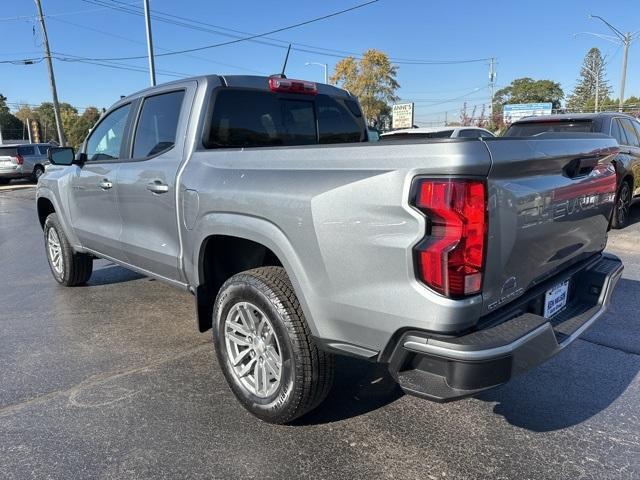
[
  {"x1": 380, "y1": 126, "x2": 495, "y2": 140},
  {"x1": 37, "y1": 75, "x2": 622, "y2": 424},
  {"x1": 504, "y1": 113, "x2": 640, "y2": 228},
  {"x1": 0, "y1": 143, "x2": 51, "y2": 184}
]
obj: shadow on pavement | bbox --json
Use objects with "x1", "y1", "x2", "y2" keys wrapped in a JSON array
[
  {"x1": 293, "y1": 355, "x2": 404, "y2": 425},
  {"x1": 87, "y1": 264, "x2": 145, "y2": 286},
  {"x1": 476, "y1": 278, "x2": 640, "y2": 432}
]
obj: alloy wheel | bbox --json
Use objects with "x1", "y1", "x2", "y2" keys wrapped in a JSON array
[
  {"x1": 224, "y1": 301, "x2": 282, "y2": 398},
  {"x1": 47, "y1": 228, "x2": 64, "y2": 275}
]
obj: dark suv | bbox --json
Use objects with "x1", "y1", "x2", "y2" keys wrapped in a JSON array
[{"x1": 505, "y1": 113, "x2": 640, "y2": 228}]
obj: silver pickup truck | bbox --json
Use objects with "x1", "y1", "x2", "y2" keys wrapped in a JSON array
[{"x1": 37, "y1": 75, "x2": 623, "y2": 424}]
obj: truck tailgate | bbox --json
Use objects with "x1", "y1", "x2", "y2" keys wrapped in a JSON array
[{"x1": 481, "y1": 135, "x2": 619, "y2": 314}]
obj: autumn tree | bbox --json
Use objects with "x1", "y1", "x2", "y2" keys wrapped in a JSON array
[
  {"x1": 330, "y1": 49, "x2": 399, "y2": 125},
  {"x1": 566, "y1": 48, "x2": 612, "y2": 112},
  {"x1": 67, "y1": 107, "x2": 101, "y2": 148}
]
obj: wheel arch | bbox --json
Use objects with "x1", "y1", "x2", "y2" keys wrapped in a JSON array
[
  {"x1": 192, "y1": 213, "x2": 317, "y2": 335},
  {"x1": 37, "y1": 196, "x2": 56, "y2": 229}
]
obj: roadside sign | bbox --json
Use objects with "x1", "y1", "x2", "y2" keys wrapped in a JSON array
[
  {"x1": 392, "y1": 103, "x2": 414, "y2": 129},
  {"x1": 503, "y1": 103, "x2": 552, "y2": 123}
]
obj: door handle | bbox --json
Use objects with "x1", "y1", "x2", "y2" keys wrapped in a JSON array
[
  {"x1": 146, "y1": 181, "x2": 170, "y2": 194},
  {"x1": 99, "y1": 180, "x2": 113, "y2": 190}
]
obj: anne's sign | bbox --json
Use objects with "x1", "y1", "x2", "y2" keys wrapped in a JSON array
[{"x1": 392, "y1": 103, "x2": 414, "y2": 130}]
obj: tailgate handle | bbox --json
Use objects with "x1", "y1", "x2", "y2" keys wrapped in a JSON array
[{"x1": 563, "y1": 156, "x2": 598, "y2": 179}]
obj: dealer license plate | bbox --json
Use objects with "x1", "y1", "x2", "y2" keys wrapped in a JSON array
[{"x1": 544, "y1": 280, "x2": 569, "y2": 318}]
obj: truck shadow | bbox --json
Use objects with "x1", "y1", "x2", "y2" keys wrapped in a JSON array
[
  {"x1": 476, "y1": 277, "x2": 640, "y2": 432},
  {"x1": 292, "y1": 355, "x2": 403, "y2": 425},
  {"x1": 86, "y1": 263, "x2": 146, "y2": 286}
]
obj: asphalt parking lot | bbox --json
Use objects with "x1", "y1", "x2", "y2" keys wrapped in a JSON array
[{"x1": 1, "y1": 186, "x2": 639, "y2": 480}]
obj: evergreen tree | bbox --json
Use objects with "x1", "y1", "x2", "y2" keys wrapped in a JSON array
[{"x1": 567, "y1": 48, "x2": 611, "y2": 112}]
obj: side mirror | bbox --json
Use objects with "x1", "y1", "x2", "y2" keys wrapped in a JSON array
[{"x1": 47, "y1": 147, "x2": 75, "y2": 166}]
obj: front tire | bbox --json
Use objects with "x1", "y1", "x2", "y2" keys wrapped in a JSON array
[
  {"x1": 44, "y1": 213, "x2": 93, "y2": 286},
  {"x1": 213, "y1": 267, "x2": 334, "y2": 424},
  {"x1": 612, "y1": 180, "x2": 632, "y2": 229}
]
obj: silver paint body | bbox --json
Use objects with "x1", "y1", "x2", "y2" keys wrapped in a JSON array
[{"x1": 36, "y1": 75, "x2": 620, "y2": 354}]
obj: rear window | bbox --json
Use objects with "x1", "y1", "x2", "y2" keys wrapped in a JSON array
[
  {"x1": 0, "y1": 148, "x2": 18, "y2": 157},
  {"x1": 380, "y1": 130, "x2": 454, "y2": 141},
  {"x1": 205, "y1": 89, "x2": 366, "y2": 148},
  {"x1": 504, "y1": 121, "x2": 594, "y2": 136}
]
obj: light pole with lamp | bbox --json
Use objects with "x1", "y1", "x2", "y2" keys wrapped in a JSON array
[{"x1": 305, "y1": 62, "x2": 328, "y2": 84}]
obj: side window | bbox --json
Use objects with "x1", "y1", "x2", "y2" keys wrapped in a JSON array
[
  {"x1": 85, "y1": 104, "x2": 131, "y2": 161},
  {"x1": 479, "y1": 130, "x2": 494, "y2": 138},
  {"x1": 37, "y1": 145, "x2": 49, "y2": 155},
  {"x1": 458, "y1": 129, "x2": 481, "y2": 138},
  {"x1": 18, "y1": 146, "x2": 35, "y2": 155},
  {"x1": 132, "y1": 90, "x2": 185, "y2": 158},
  {"x1": 317, "y1": 95, "x2": 364, "y2": 144},
  {"x1": 610, "y1": 118, "x2": 628, "y2": 145},
  {"x1": 619, "y1": 118, "x2": 640, "y2": 148}
]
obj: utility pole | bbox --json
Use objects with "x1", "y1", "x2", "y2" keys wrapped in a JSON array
[
  {"x1": 34, "y1": 0, "x2": 66, "y2": 146},
  {"x1": 587, "y1": 15, "x2": 638, "y2": 112},
  {"x1": 143, "y1": 0, "x2": 156, "y2": 86},
  {"x1": 488, "y1": 57, "x2": 496, "y2": 120}
]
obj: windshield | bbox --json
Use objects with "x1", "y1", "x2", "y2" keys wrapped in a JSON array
[{"x1": 505, "y1": 120, "x2": 594, "y2": 136}]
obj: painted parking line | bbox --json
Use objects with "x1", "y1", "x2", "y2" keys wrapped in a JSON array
[{"x1": 0, "y1": 184, "x2": 36, "y2": 192}]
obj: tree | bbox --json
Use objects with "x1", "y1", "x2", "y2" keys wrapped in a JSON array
[
  {"x1": 0, "y1": 94, "x2": 25, "y2": 140},
  {"x1": 330, "y1": 49, "x2": 400, "y2": 125},
  {"x1": 566, "y1": 48, "x2": 612, "y2": 112},
  {"x1": 67, "y1": 107, "x2": 101, "y2": 148},
  {"x1": 493, "y1": 77, "x2": 564, "y2": 117}
]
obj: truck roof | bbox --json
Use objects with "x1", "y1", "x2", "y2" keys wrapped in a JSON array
[
  {"x1": 513, "y1": 112, "x2": 638, "y2": 123},
  {"x1": 119, "y1": 74, "x2": 354, "y2": 104}
]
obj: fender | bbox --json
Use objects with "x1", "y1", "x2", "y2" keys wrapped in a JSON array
[
  {"x1": 188, "y1": 212, "x2": 321, "y2": 337},
  {"x1": 36, "y1": 186, "x2": 83, "y2": 251}
]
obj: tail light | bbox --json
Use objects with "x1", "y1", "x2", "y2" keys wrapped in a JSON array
[
  {"x1": 15, "y1": 154, "x2": 24, "y2": 165},
  {"x1": 268, "y1": 77, "x2": 317, "y2": 95},
  {"x1": 413, "y1": 178, "x2": 487, "y2": 298}
]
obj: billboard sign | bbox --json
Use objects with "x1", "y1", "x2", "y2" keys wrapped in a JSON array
[
  {"x1": 392, "y1": 103, "x2": 414, "y2": 129},
  {"x1": 503, "y1": 103, "x2": 552, "y2": 123}
]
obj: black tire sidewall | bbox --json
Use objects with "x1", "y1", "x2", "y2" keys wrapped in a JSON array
[
  {"x1": 613, "y1": 182, "x2": 631, "y2": 229},
  {"x1": 213, "y1": 279, "x2": 299, "y2": 422},
  {"x1": 43, "y1": 214, "x2": 73, "y2": 285}
]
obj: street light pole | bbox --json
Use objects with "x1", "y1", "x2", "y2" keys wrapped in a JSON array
[
  {"x1": 588, "y1": 15, "x2": 636, "y2": 112},
  {"x1": 305, "y1": 62, "x2": 328, "y2": 84},
  {"x1": 143, "y1": 0, "x2": 156, "y2": 86},
  {"x1": 619, "y1": 34, "x2": 630, "y2": 112}
]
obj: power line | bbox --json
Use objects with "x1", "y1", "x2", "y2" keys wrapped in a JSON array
[
  {"x1": 95, "y1": 0, "x2": 490, "y2": 65},
  {"x1": 0, "y1": 0, "x2": 141, "y2": 22},
  {"x1": 61, "y1": 0, "x2": 380, "y2": 62},
  {"x1": 48, "y1": 16, "x2": 266, "y2": 74}
]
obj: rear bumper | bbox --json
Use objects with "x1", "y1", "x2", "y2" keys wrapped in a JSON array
[
  {"x1": 387, "y1": 253, "x2": 623, "y2": 402},
  {"x1": 0, "y1": 166, "x2": 25, "y2": 178}
]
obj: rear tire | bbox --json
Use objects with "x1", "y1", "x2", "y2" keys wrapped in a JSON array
[
  {"x1": 44, "y1": 213, "x2": 93, "y2": 286},
  {"x1": 32, "y1": 165, "x2": 45, "y2": 183},
  {"x1": 612, "y1": 180, "x2": 632, "y2": 229},
  {"x1": 212, "y1": 266, "x2": 334, "y2": 424}
]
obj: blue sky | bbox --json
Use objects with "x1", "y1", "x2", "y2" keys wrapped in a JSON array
[{"x1": 1, "y1": 0, "x2": 639, "y2": 123}]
